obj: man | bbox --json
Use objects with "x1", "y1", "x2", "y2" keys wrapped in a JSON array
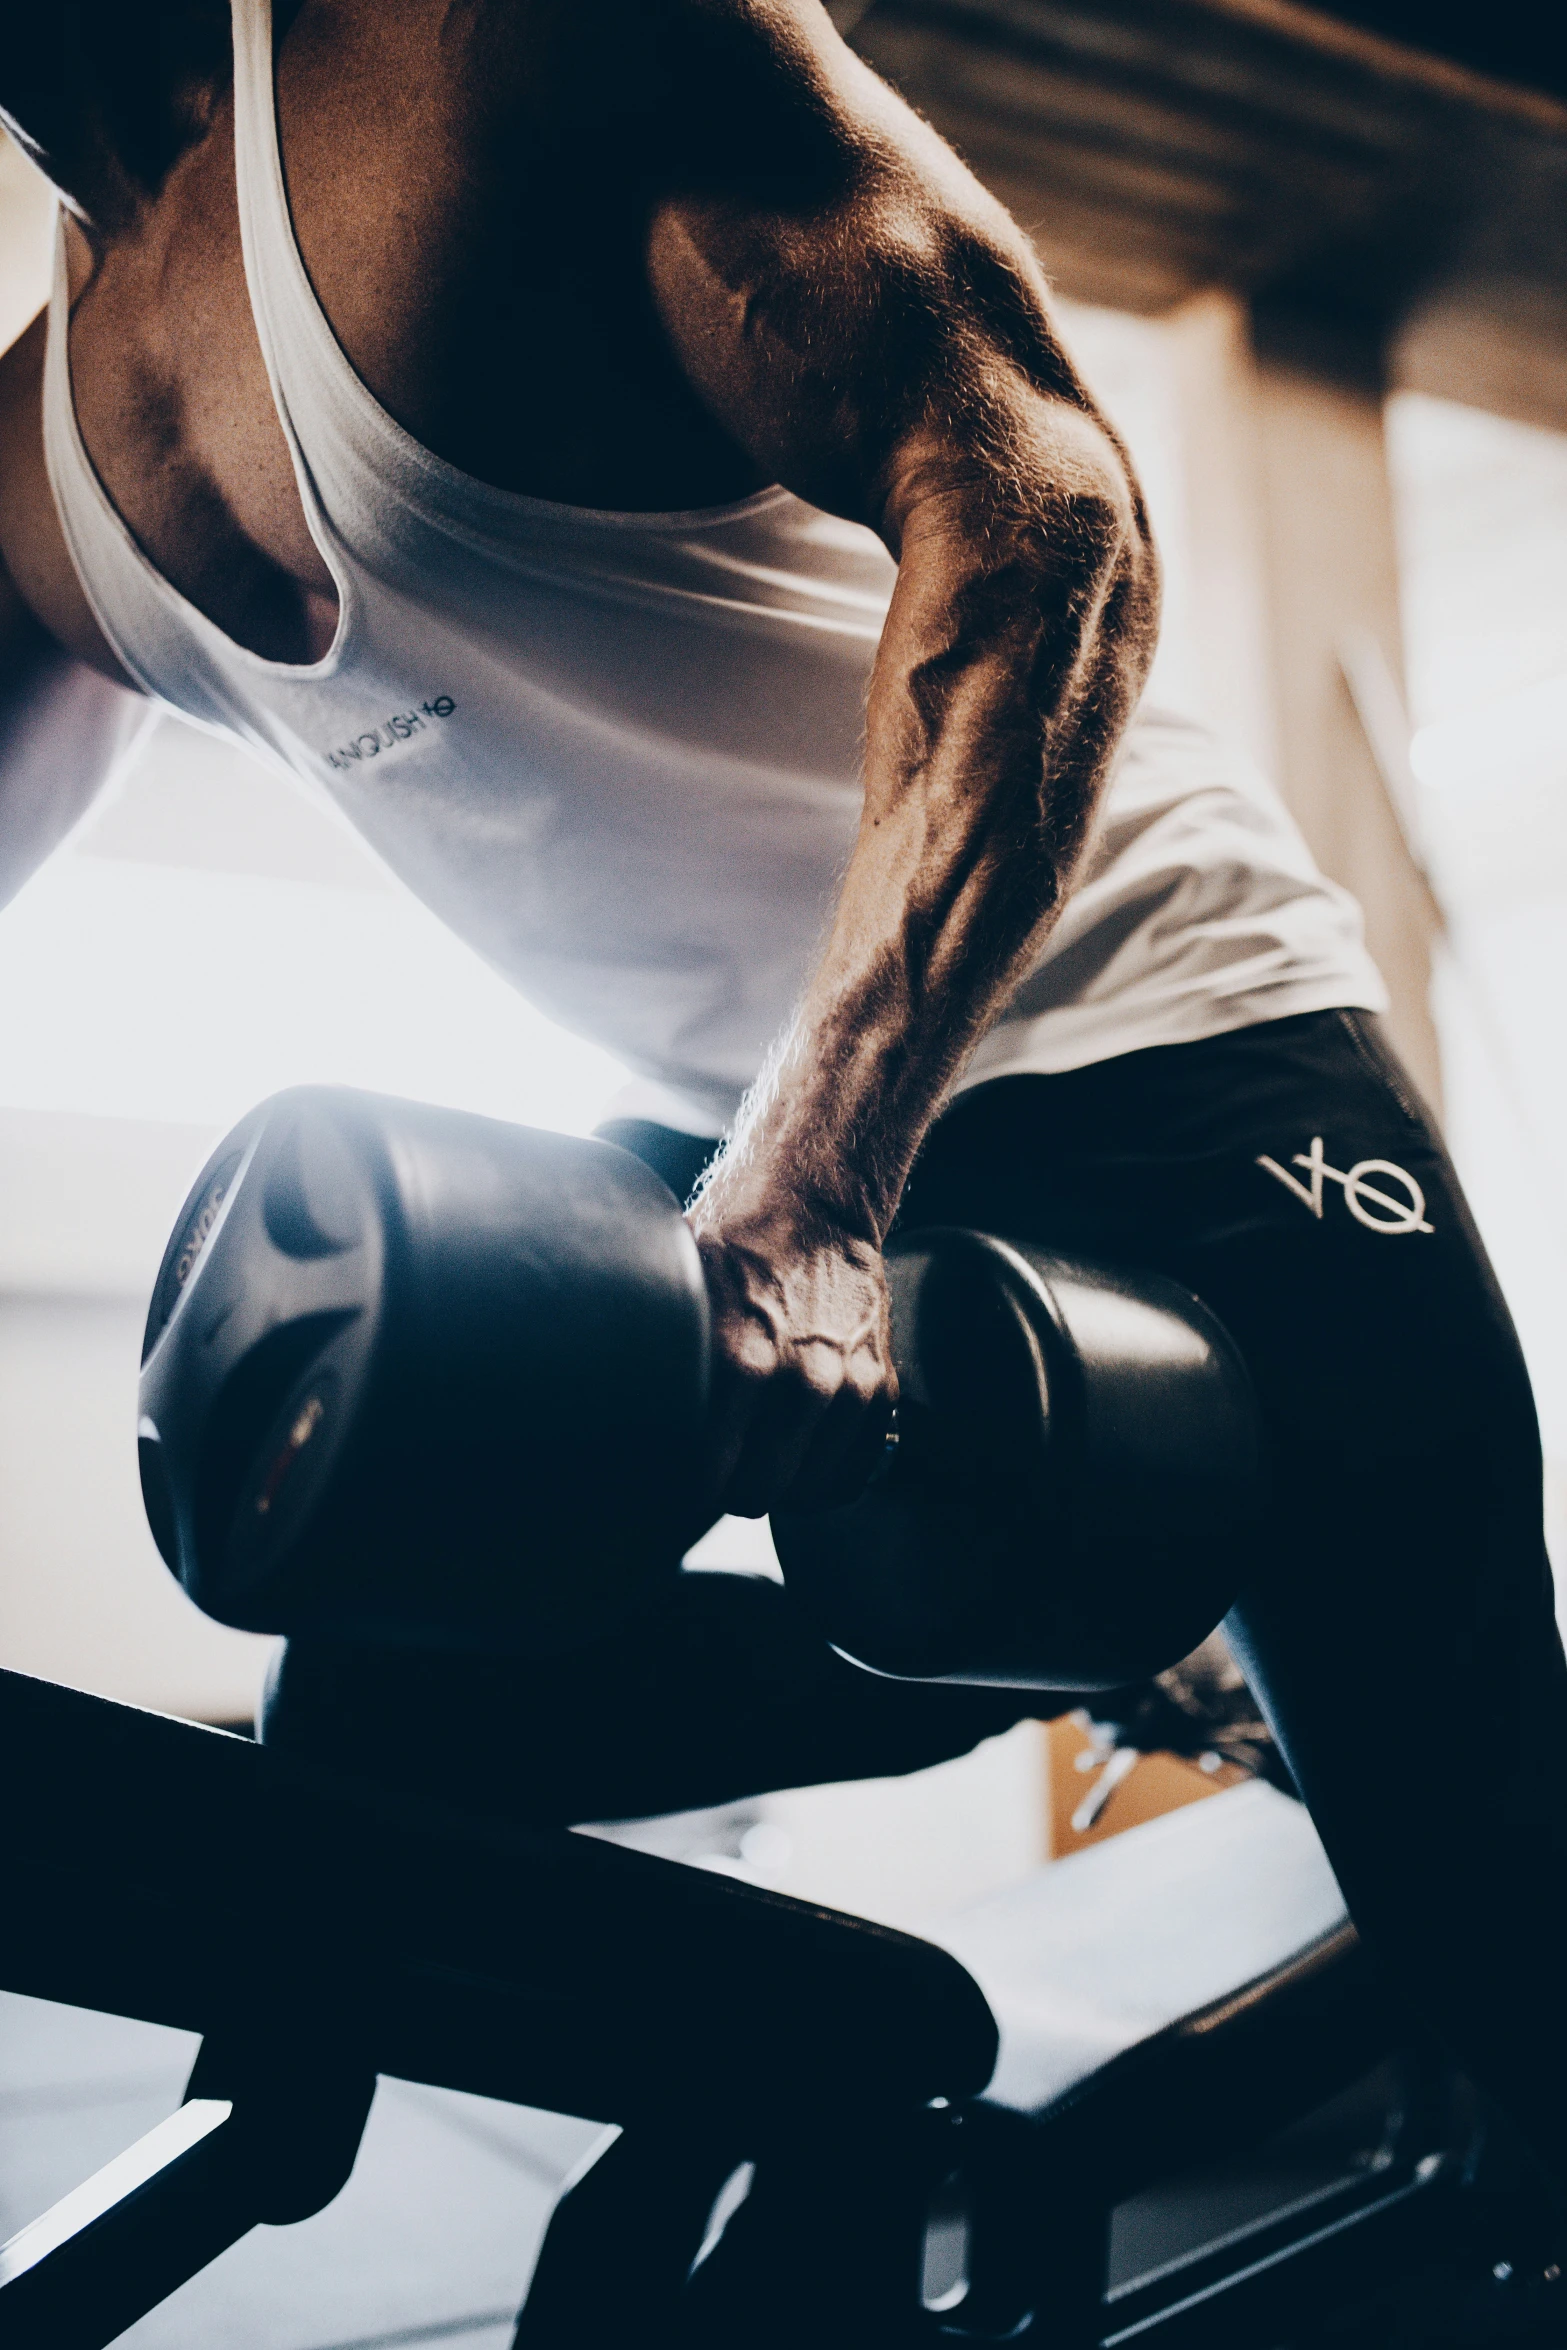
[{"x1": 3, "y1": 0, "x2": 1565, "y2": 2188}]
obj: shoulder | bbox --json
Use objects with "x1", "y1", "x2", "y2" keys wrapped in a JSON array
[
  {"x1": 402, "y1": 0, "x2": 902, "y2": 179},
  {"x1": 0, "y1": 307, "x2": 140, "y2": 687}
]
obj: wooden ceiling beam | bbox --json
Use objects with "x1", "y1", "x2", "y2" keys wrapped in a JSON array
[{"x1": 853, "y1": 0, "x2": 1567, "y2": 369}]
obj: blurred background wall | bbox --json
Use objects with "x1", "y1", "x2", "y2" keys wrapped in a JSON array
[{"x1": 0, "y1": 0, "x2": 1563, "y2": 1916}]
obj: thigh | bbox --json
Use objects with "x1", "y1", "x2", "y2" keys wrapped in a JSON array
[
  {"x1": 904, "y1": 1012, "x2": 1556, "y2": 1800},
  {"x1": 907, "y1": 1013, "x2": 1567, "y2": 2169},
  {"x1": 905, "y1": 1011, "x2": 1538, "y2": 1495}
]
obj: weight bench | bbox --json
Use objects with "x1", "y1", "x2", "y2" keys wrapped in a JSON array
[{"x1": 0, "y1": 1664, "x2": 1546, "y2": 2348}]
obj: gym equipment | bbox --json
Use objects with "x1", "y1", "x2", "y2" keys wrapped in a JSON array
[
  {"x1": 4, "y1": 1663, "x2": 1561, "y2": 2349},
  {"x1": 7, "y1": 1089, "x2": 1556, "y2": 2344},
  {"x1": 773, "y1": 1229, "x2": 1261, "y2": 1688},
  {"x1": 137, "y1": 1089, "x2": 712, "y2": 1656},
  {"x1": 137, "y1": 1087, "x2": 1264, "y2": 1687}
]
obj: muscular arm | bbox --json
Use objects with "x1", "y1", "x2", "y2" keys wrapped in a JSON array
[
  {"x1": 642, "y1": 3, "x2": 1158, "y2": 1511},
  {"x1": 0, "y1": 311, "x2": 148, "y2": 910}
]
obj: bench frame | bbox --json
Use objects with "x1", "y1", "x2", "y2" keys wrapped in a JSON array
[{"x1": 2, "y1": 1667, "x2": 1558, "y2": 2349}]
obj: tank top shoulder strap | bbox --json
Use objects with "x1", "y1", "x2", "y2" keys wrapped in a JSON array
[
  {"x1": 228, "y1": 0, "x2": 369, "y2": 529},
  {"x1": 41, "y1": 217, "x2": 270, "y2": 726},
  {"x1": 229, "y1": 0, "x2": 488, "y2": 554},
  {"x1": 40, "y1": 220, "x2": 158, "y2": 696}
]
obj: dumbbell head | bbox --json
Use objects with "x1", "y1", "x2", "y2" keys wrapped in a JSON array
[
  {"x1": 142, "y1": 1092, "x2": 1264, "y2": 1687},
  {"x1": 772, "y1": 1230, "x2": 1265, "y2": 1691},
  {"x1": 138, "y1": 1089, "x2": 711, "y2": 1652}
]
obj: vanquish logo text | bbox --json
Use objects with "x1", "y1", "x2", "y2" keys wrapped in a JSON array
[
  {"x1": 324, "y1": 696, "x2": 455, "y2": 773},
  {"x1": 1258, "y1": 1136, "x2": 1433, "y2": 1235}
]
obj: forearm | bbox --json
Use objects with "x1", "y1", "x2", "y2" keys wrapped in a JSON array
[
  {"x1": 699, "y1": 420, "x2": 1157, "y2": 1240},
  {"x1": 647, "y1": 3, "x2": 1161, "y2": 1505},
  {"x1": 0, "y1": 592, "x2": 148, "y2": 909}
]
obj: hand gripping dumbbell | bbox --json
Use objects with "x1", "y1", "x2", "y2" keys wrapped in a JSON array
[{"x1": 137, "y1": 1089, "x2": 1265, "y2": 1688}]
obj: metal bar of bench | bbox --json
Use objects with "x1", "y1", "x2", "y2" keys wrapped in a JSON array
[
  {"x1": 0, "y1": 2099, "x2": 245, "y2": 2350},
  {"x1": 1101, "y1": 2149, "x2": 1458, "y2": 2347},
  {"x1": 0, "y1": 2007, "x2": 377, "y2": 2350}
]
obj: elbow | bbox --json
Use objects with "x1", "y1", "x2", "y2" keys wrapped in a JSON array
[
  {"x1": 880, "y1": 377, "x2": 1162, "y2": 736},
  {"x1": 1045, "y1": 408, "x2": 1161, "y2": 691},
  {"x1": 893, "y1": 389, "x2": 1161, "y2": 693}
]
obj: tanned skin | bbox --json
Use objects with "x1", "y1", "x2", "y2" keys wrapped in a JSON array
[{"x1": 0, "y1": 0, "x2": 1159, "y2": 1517}]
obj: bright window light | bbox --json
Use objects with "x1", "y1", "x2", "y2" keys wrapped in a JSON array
[
  {"x1": 1410, "y1": 674, "x2": 1567, "y2": 799},
  {"x1": 0, "y1": 851, "x2": 629, "y2": 1134}
]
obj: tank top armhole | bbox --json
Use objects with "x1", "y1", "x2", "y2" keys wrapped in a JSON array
[
  {"x1": 226, "y1": 0, "x2": 798, "y2": 544},
  {"x1": 227, "y1": 0, "x2": 354, "y2": 661},
  {"x1": 40, "y1": 216, "x2": 167, "y2": 701}
]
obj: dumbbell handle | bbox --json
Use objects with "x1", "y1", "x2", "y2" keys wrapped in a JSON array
[{"x1": 771, "y1": 1227, "x2": 1264, "y2": 1692}]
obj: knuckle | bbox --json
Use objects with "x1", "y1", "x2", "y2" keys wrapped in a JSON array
[
  {"x1": 793, "y1": 1355, "x2": 841, "y2": 1407},
  {"x1": 717, "y1": 1319, "x2": 781, "y2": 1385}
]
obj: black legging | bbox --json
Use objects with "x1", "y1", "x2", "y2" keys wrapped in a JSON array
[{"x1": 262, "y1": 1009, "x2": 1567, "y2": 2177}]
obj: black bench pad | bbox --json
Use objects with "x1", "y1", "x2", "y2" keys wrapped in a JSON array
[
  {"x1": 0, "y1": 1667, "x2": 995, "y2": 2128},
  {"x1": 927, "y1": 1783, "x2": 1394, "y2": 2202}
]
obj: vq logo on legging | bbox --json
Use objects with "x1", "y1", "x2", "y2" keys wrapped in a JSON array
[{"x1": 1257, "y1": 1136, "x2": 1433, "y2": 1235}]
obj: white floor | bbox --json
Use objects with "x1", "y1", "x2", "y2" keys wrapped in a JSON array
[{"x1": 0, "y1": 1990, "x2": 601, "y2": 2350}]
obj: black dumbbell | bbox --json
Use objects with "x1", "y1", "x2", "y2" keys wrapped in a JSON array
[
  {"x1": 138, "y1": 1089, "x2": 1264, "y2": 1687},
  {"x1": 137, "y1": 1088, "x2": 711, "y2": 1657}
]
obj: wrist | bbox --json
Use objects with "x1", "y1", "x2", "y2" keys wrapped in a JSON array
[
  {"x1": 691, "y1": 1138, "x2": 893, "y2": 1252},
  {"x1": 695, "y1": 1015, "x2": 938, "y2": 1247}
]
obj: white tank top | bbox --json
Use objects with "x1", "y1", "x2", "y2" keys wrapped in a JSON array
[{"x1": 42, "y1": 0, "x2": 1385, "y2": 1137}]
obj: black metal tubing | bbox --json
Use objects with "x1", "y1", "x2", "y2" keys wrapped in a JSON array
[
  {"x1": 926, "y1": 2073, "x2": 1478, "y2": 2350},
  {"x1": 0, "y1": 2009, "x2": 377, "y2": 2350},
  {"x1": 512, "y1": 2122, "x2": 745, "y2": 2348},
  {"x1": 1108, "y1": 2160, "x2": 1416, "y2": 2332},
  {"x1": 1101, "y1": 2149, "x2": 1457, "y2": 2347},
  {"x1": 934, "y1": 2103, "x2": 1113, "y2": 2345},
  {"x1": 680, "y1": 2108, "x2": 945, "y2": 2350},
  {"x1": 2, "y1": 1663, "x2": 1493, "y2": 2350},
  {"x1": 0, "y1": 2099, "x2": 249, "y2": 2350},
  {"x1": 925, "y1": 1928, "x2": 1399, "y2": 2343}
]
